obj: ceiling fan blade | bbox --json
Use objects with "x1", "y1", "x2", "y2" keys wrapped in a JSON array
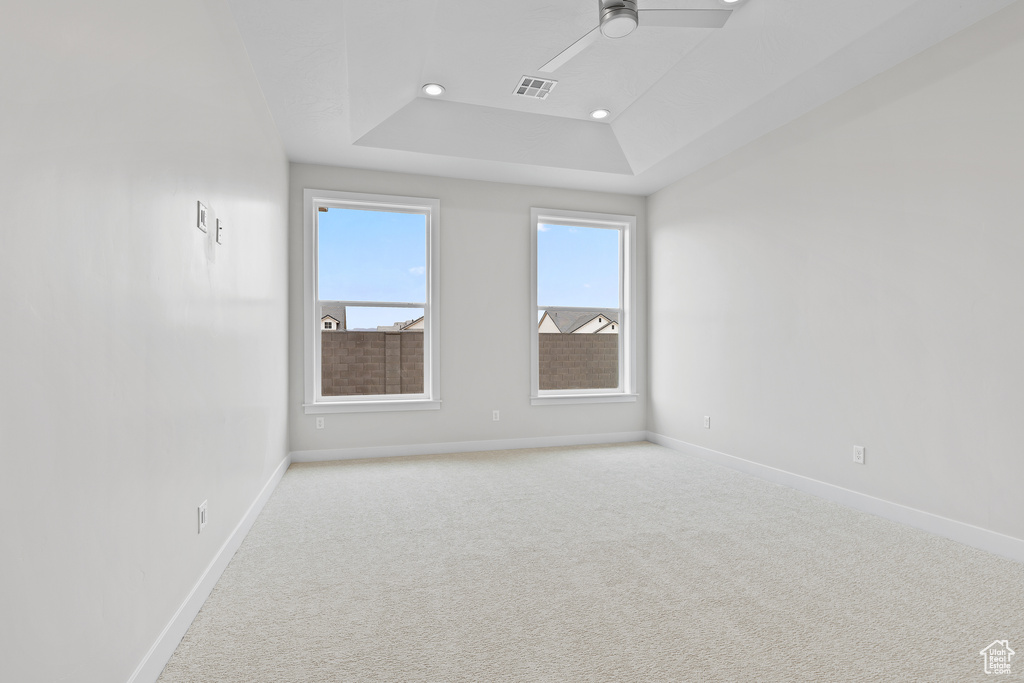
[
  {"x1": 638, "y1": 9, "x2": 732, "y2": 29},
  {"x1": 538, "y1": 26, "x2": 601, "y2": 73}
]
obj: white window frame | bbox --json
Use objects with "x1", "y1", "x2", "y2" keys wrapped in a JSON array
[
  {"x1": 530, "y1": 207, "x2": 637, "y2": 406},
  {"x1": 303, "y1": 189, "x2": 441, "y2": 414}
]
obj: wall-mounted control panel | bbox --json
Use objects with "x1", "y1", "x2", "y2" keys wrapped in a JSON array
[{"x1": 197, "y1": 201, "x2": 208, "y2": 233}]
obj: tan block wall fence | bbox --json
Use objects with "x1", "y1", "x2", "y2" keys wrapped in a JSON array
[
  {"x1": 539, "y1": 333, "x2": 619, "y2": 390},
  {"x1": 322, "y1": 331, "x2": 424, "y2": 395},
  {"x1": 322, "y1": 331, "x2": 617, "y2": 394}
]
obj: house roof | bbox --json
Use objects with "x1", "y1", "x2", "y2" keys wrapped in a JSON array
[
  {"x1": 542, "y1": 310, "x2": 617, "y2": 334},
  {"x1": 320, "y1": 303, "x2": 347, "y2": 330}
]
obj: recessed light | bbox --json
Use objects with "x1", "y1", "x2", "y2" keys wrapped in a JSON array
[
  {"x1": 422, "y1": 83, "x2": 445, "y2": 96},
  {"x1": 590, "y1": 109, "x2": 610, "y2": 120}
]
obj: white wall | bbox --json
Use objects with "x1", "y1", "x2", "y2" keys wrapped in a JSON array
[
  {"x1": 647, "y1": 1, "x2": 1024, "y2": 541},
  {"x1": 289, "y1": 164, "x2": 646, "y2": 454},
  {"x1": 0, "y1": 2, "x2": 289, "y2": 682}
]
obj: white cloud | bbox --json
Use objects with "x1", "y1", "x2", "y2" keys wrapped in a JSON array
[
  {"x1": 537, "y1": 225, "x2": 550, "y2": 232},
  {"x1": 409, "y1": 266, "x2": 425, "y2": 275}
]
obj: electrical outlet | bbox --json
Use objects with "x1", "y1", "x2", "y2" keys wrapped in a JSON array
[
  {"x1": 853, "y1": 445, "x2": 865, "y2": 464},
  {"x1": 198, "y1": 501, "x2": 208, "y2": 534},
  {"x1": 315, "y1": 416, "x2": 325, "y2": 430},
  {"x1": 703, "y1": 416, "x2": 711, "y2": 429},
  {"x1": 492, "y1": 410, "x2": 500, "y2": 422}
]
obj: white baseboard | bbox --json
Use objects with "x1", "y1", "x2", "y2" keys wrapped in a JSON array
[
  {"x1": 647, "y1": 432, "x2": 1024, "y2": 564},
  {"x1": 290, "y1": 431, "x2": 648, "y2": 463},
  {"x1": 127, "y1": 455, "x2": 292, "y2": 683}
]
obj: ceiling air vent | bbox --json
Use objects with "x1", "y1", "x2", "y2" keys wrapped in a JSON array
[{"x1": 514, "y1": 76, "x2": 557, "y2": 100}]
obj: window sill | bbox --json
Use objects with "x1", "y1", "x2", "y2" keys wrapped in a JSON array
[
  {"x1": 303, "y1": 399, "x2": 442, "y2": 414},
  {"x1": 531, "y1": 393, "x2": 638, "y2": 406}
]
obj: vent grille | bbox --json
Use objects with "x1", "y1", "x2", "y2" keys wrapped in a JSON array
[{"x1": 514, "y1": 76, "x2": 557, "y2": 99}]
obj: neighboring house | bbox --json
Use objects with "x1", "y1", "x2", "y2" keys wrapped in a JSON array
[
  {"x1": 538, "y1": 311, "x2": 562, "y2": 333},
  {"x1": 539, "y1": 310, "x2": 618, "y2": 334},
  {"x1": 319, "y1": 303, "x2": 347, "y2": 331},
  {"x1": 376, "y1": 317, "x2": 423, "y2": 332},
  {"x1": 573, "y1": 314, "x2": 617, "y2": 334}
]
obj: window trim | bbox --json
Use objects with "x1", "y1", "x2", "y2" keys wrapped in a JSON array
[
  {"x1": 303, "y1": 189, "x2": 441, "y2": 413},
  {"x1": 530, "y1": 207, "x2": 637, "y2": 406}
]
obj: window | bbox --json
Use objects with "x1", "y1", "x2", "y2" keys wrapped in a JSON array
[
  {"x1": 303, "y1": 189, "x2": 440, "y2": 413},
  {"x1": 531, "y1": 208, "x2": 636, "y2": 405}
]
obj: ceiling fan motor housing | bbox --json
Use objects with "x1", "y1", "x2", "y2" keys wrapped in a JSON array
[{"x1": 600, "y1": 0, "x2": 638, "y2": 38}]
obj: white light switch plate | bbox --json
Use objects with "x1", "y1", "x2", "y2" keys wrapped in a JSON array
[{"x1": 197, "y1": 201, "x2": 208, "y2": 233}]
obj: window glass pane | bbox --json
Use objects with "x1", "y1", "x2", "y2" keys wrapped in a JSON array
[
  {"x1": 537, "y1": 224, "x2": 619, "y2": 308},
  {"x1": 320, "y1": 305, "x2": 425, "y2": 397},
  {"x1": 318, "y1": 208, "x2": 426, "y2": 303},
  {"x1": 319, "y1": 305, "x2": 424, "y2": 331}
]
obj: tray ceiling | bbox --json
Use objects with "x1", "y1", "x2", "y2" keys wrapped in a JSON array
[{"x1": 227, "y1": 0, "x2": 1016, "y2": 194}]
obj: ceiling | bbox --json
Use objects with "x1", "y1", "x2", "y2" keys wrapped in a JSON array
[{"x1": 227, "y1": 0, "x2": 1016, "y2": 195}]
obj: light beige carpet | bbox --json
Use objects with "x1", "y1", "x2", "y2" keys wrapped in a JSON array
[{"x1": 158, "y1": 442, "x2": 1024, "y2": 682}]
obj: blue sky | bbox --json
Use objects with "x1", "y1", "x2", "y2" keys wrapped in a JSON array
[
  {"x1": 537, "y1": 223, "x2": 619, "y2": 309},
  {"x1": 318, "y1": 209, "x2": 619, "y2": 328},
  {"x1": 318, "y1": 208, "x2": 426, "y2": 302}
]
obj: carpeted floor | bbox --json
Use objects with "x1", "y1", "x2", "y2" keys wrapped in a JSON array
[{"x1": 158, "y1": 442, "x2": 1024, "y2": 682}]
